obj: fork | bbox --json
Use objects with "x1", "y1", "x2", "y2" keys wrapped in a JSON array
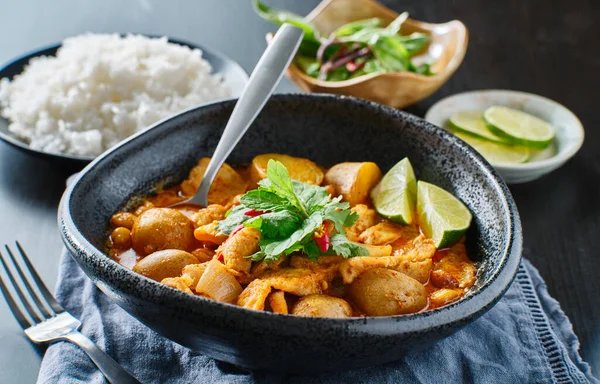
[{"x1": 0, "y1": 242, "x2": 141, "y2": 384}]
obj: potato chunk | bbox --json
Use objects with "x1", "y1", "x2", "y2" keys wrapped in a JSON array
[
  {"x1": 324, "y1": 162, "x2": 382, "y2": 206},
  {"x1": 349, "y1": 268, "x2": 427, "y2": 316},
  {"x1": 216, "y1": 227, "x2": 260, "y2": 275},
  {"x1": 237, "y1": 279, "x2": 272, "y2": 310},
  {"x1": 131, "y1": 208, "x2": 195, "y2": 256},
  {"x1": 133, "y1": 249, "x2": 199, "y2": 282},
  {"x1": 250, "y1": 154, "x2": 324, "y2": 185},
  {"x1": 292, "y1": 294, "x2": 352, "y2": 318},
  {"x1": 180, "y1": 157, "x2": 247, "y2": 206}
]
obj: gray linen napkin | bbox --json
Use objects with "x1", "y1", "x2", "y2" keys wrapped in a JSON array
[{"x1": 36, "y1": 249, "x2": 598, "y2": 384}]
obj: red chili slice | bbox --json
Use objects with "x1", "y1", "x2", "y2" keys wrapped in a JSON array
[
  {"x1": 244, "y1": 209, "x2": 271, "y2": 217},
  {"x1": 231, "y1": 224, "x2": 245, "y2": 236},
  {"x1": 313, "y1": 222, "x2": 331, "y2": 253}
]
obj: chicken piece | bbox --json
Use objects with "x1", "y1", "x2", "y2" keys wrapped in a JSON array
[
  {"x1": 429, "y1": 288, "x2": 465, "y2": 308},
  {"x1": 390, "y1": 225, "x2": 421, "y2": 250},
  {"x1": 393, "y1": 235, "x2": 437, "y2": 262},
  {"x1": 340, "y1": 256, "x2": 432, "y2": 284},
  {"x1": 290, "y1": 255, "x2": 344, "y2": 270},
  {"x1": 262, "y1": 268, "x2": 330, "y2": 296},
  {"x1": 181, "y1": 262, "x2": 209, "y2": 289},
  {"x1": 190, "y1": 248, "x2": 215, "y2": 263},
  {"x1": 430, "y1": 242, "x2": 477, "y2": 289},
  {"x1": 345, "y1": 204, "x2": 377, "y2": 241},
  {"x1": 237, "y1": 279, "x2": 272, "y2": 310},
  {"x1": 358, "y1": 222, "x2": 407, "y2": 245},
  {"x1": 192, "y1": 205, "x2": 227, "y2": 227},
  {"x1": 361, "y1": 244, "x2": 393, "y2": 257},
  {"x1": 161, "y1": 277, "x2": 193, "y2": 294},
  {"x1": 216, "y1": 227, "x2": 260, "y2": 275},
  {"x1": 194, "y1": 222, "x2": 228, "y2": 245},
  {"x1": 238, "y1": 256, "x2": 289, "y2": 284},
  {"x1": 180, "y1": 157, "x2": 247, "y2": 206},
  {"x1": 268, "y1": 291, "x2": 288, "y2": 314}
]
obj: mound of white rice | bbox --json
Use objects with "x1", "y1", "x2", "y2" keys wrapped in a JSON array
[{"x1": 0, "y1": 34, "x2": 231, "y2": 157}]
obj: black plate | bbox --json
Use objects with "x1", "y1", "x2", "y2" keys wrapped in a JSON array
[
  {"x1": 59, "y1": 94, "x2": 522, "y2": 373},
  {"x1": 0, "y1": 36, "x2": 248, "y2": 170}
]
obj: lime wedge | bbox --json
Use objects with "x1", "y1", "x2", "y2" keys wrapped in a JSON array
[
  {"x1": 454, "y1": 131, "x2": 530, "y2": 164},
  {"x1": 448, "y1": 111, "x2": 508, "y2": 144},
  {"x1": 483, "y1": 106, "x2": 555, "y2": 149},
  {"x1": 371, "y1": 158, "x2": 417, "y2": 225},
  {"x1": 417, "y1": 181, "x2": 472, "y2": 248}
]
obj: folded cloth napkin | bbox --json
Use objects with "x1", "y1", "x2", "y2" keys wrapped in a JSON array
[{"x1": 37, "y1": 249, "x2": 597, "y2": 384}]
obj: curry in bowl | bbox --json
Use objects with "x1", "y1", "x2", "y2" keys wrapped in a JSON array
[{"x1": 107, "y1": 154, "x2": 476, "y2": 317}]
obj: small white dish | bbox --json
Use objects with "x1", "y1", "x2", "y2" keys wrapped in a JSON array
[{"x1": 425, "y1": 89, "x2": 585, "y2": 184}]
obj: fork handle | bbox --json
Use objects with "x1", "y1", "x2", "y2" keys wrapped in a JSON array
[{"x1": 62, "y1": 331, "x2": 142, "y2": 384}]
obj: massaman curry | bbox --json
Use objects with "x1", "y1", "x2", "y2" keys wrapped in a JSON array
[{"x1": 107, "y1": 154, "x2": 477, "y2": 318}]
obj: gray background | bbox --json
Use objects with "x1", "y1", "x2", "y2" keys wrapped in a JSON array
[{"x1": 1, "y1": 0, "x2": 598, "y2": 382}]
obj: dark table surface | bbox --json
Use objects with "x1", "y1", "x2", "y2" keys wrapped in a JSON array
[{"x1": 0, "y1": 0, "x2": 598, "y2": 382}]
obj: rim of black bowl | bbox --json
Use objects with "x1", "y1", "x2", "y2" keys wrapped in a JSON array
[
  {"x1": 0, "y1": 34, "x2": 248, "y2": 166},
  {"x1": 59, "y1": 93, "x2": 522, "y2": 331}
]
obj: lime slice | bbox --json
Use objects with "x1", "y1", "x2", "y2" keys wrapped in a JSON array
[
  {"x1": 371, "y1": 158, "x2": 417, "y2": 225},
  {"x1": 448, "y1": 111, "x2": 508, "y2": 144},
  {"x1": 417, "y1": 181, "x2": 472, "y2": 248},
  {"x1": 454, "y1": 131, "x2": 530, "y2": 164},
  {"x1": 483, "y1": 106, "x2": 555, "y2": 149}
]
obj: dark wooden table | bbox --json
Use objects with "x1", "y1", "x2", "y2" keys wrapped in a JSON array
[{"x1": 0, "y1": 0, "x2": 597, "y2": 382}]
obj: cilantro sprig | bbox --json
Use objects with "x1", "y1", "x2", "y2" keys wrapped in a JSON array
[{"x1": 217, "y1": 160, "x2": 368, "y2": 262}]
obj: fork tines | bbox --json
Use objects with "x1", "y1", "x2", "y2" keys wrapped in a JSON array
[{"x1": 0, "y1": 242, "x2": 64, "y2": 329}]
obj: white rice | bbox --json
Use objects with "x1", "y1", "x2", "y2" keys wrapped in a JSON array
[{"x1": 0, "y1": 33, "x2": 231, "y2": 157}]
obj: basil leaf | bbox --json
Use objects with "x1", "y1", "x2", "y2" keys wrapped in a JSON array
[
  {"x1": 265, "y1": 159, "x2": 303, "y2": 211},
  {"x1": 240, "y1": 189, "x2": 292, "y2": 212},
  {"x1": 330, "y1": 234, "x2": 369, "y2": 258},
  {"x1": 293, "y1": 181, "x2": 330, "y2": 214},
  {"x1": 303, "y1": 239, "x2": 322, "y2": 261},
  {"x1": 252, "y1": 0, "x2": 320, "y2": 42},
  {"x1": 245, "y1": 210, "x2": 302, "y2": 239},
  {"x1": 216, "y1": 205, "x2": 250, "y2": 235},
  {"x1": 333, "y1": 18, "x2": 382, "y2": 37},
  {"x1": 259, "y1": 211, "x2": 323, "y2": 258}
]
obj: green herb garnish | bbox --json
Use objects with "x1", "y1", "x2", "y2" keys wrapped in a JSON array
[
  {"x1": 217, "y1": 160, "x2": 368, "y2": 262},
  {"x1": 252, "y1": 0, "x2": 434, "y2": 81}
]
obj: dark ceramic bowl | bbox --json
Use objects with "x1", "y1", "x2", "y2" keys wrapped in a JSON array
[
  {"x1": 0, "y1": 36, "x2": 249, "y2": 171},
  {"x1": 58, "y1": 94, "x2": 522, "y2": 373}
]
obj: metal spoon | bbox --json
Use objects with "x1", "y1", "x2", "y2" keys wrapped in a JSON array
[{"x1": 170, "y1": 24, "x2": 304, "y2": 208}]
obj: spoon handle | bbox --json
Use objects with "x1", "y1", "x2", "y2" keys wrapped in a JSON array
[{"x1": 194, "y1": 24, "x2": 304, "y2": 207}]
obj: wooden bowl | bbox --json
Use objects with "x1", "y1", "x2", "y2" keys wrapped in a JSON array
[{"x1": 271, "y1": 0, "x2": 468, "y2": 109}]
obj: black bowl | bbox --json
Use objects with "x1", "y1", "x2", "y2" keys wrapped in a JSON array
[
  {"x1": 0, "y1": 36, "x2": 249, "y2": 171},
  {"x1": 58, "y1": 94, "x2": 522, "y2": 373}
]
